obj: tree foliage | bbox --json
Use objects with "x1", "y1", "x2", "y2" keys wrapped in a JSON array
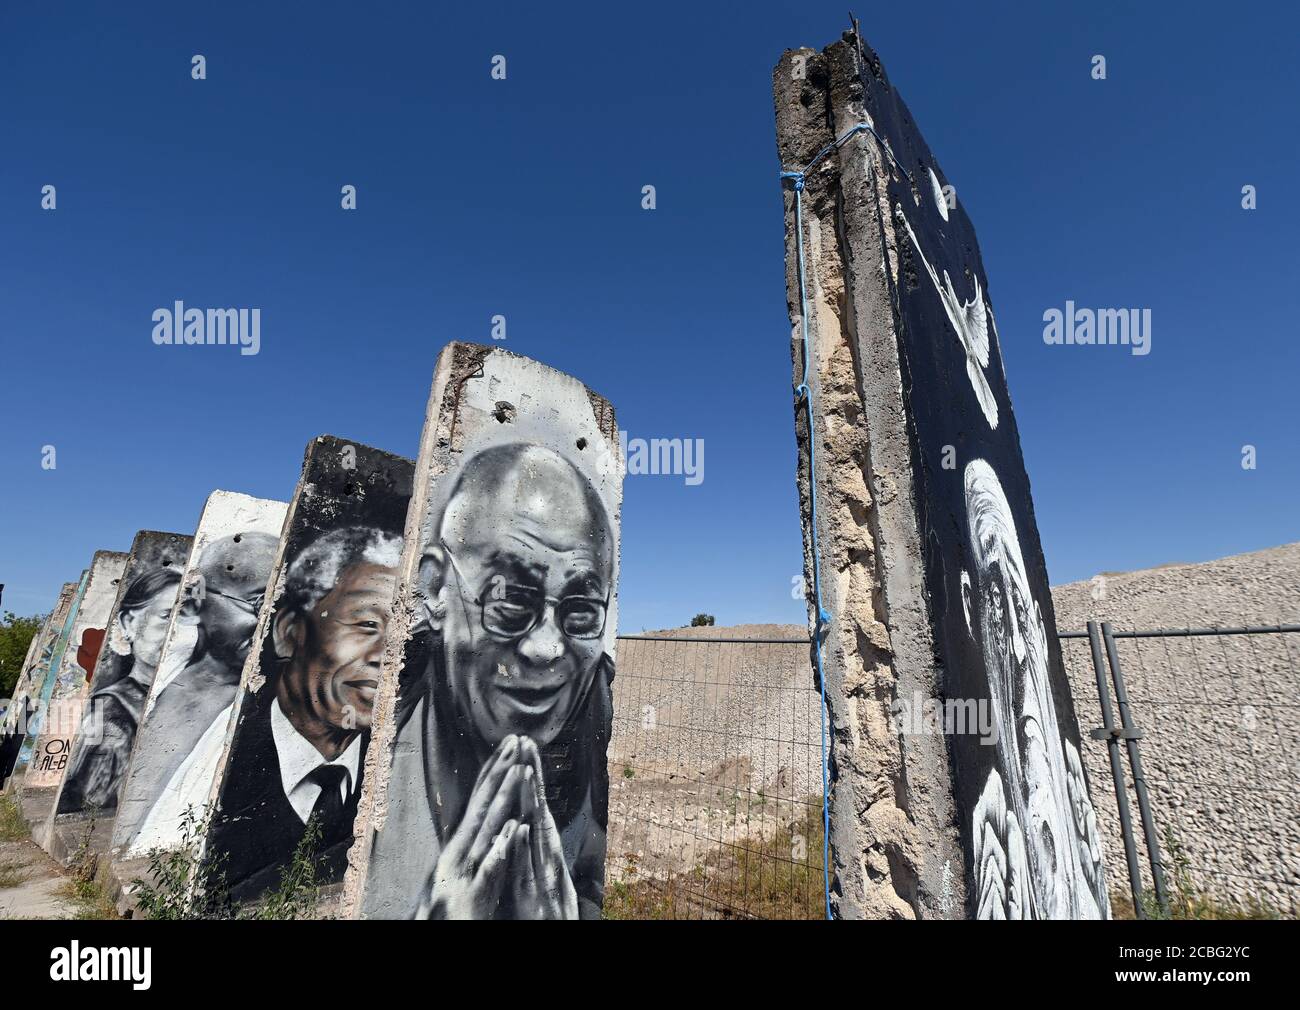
[{"x1": 0, "y1": 611, "x2": 45, "y2": 697}]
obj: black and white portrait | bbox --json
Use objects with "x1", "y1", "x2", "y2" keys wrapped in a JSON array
[
  {"x1": 116, "y1": 512, "x2": 284, "y2": 855},
  {"x1": 364, "y1": 439, "x2": 618, "y2": 919},
  {"x1": 205, "y1": 526, "x2": 403, "y2": 900},
  {"x1": 961, "y1": 459, "x2": 1108, "y2": 919},
  {"x1": 58, "y1": 566, "x2": 182, "y2": 813}
]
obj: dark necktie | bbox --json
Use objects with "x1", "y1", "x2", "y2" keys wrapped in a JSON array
[{"x1": 307, "y1": 764, "x2": 349, "y2": 835}]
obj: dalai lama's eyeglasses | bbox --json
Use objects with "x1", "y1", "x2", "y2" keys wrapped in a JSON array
[{"x1": 440, "y1": 540, "x2": 608, "y2": 641}]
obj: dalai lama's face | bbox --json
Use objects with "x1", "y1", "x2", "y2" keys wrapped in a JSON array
[{"x1": 433, "y1": 446, "x2": 613, "y2": 749}]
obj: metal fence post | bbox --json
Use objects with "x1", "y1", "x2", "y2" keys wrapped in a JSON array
[
  {"x1": 1101, "y1": 622, "x2": 1169, "y2": 913},
  {"x1": 1086, "y1": 621, "x2": 1146, "y2": 917}
]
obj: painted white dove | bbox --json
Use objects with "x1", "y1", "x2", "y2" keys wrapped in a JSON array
[{"x1": 898, "y1": 208, "x2": 999, "y2": 429}]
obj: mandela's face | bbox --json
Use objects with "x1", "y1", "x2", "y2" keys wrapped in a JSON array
[{"x1": 281, "y1": 562, "x2": 397, "y2": 733}]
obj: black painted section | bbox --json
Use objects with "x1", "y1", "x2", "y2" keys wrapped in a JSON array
[{"x1": 853, "y1": 43, "x2": 1101, "y2": 916}]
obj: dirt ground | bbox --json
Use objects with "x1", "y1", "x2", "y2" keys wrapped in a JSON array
[{"x1": 0, "y1": 837, "x2": 83, "y2": 919}]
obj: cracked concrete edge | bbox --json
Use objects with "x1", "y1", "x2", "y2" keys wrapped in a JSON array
[
  {"x1": 773, "y1": 35, "x2": 967, "y2": 919},
  {"x1": 188, "y1": 439, "x2": 356, "y2": 882},
  {"x1": 340, "y1": 342, "x2": 469, "y2": 916}
]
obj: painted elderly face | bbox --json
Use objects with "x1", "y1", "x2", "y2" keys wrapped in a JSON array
[
  {"x1": 282, "y1": 563, "x2": 397, "y2": 732},
  {"x1": 976, "y1": 529, "x2": 1072, "y2": 918},
  {"x1": 122, "y1": 588, "x2": 178, "y2": 669},
  {"x1": 440, "y1": 530, "x2": 610, "y2": 750}
]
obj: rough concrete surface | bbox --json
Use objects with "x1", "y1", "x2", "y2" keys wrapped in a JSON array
[
  {"x1": 1054, "y1": 542, "x2": 1300, "y2": 913},
  {"x1": 774, "y1": 36, "x2": 967, "y2": 919}
]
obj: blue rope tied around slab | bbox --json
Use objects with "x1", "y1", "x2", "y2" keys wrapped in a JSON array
[{"x1": 781, "y1": 120, "x2": 908, "y2": 921}]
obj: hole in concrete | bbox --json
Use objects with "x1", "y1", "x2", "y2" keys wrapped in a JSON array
[
  {"x1": 226, "y1": 565, "x2": 234, "y2": 572},
  {"x1": 576, "y1": 437, "x2": 587, "y2": 450},
  {"x1": 233, "y1": 534, "x2": 242, "y2": 543},
  {"x1": 162, "y1": 558, "x2": 171, "y2": 566},
  {"x1": 493, "y1": 401, "x2": 516, "y2": 424}
]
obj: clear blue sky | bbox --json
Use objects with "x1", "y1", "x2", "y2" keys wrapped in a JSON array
[{"x1": 2, "y1": 1, "x2": 1296, "y2": 633}]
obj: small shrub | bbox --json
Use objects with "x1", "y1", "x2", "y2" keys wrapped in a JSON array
[
  {"x1": 0, "y1": 794, "x2": 29, "y2": 842},
  {"x1": 133, "y1": 805, "x2": 325, "y2": 920},
  {"x1": 132, "y1": 805, "x2": 232, "y2": 920},
  {"x1": 247, "y1": 817, "x2": 324, "y2": 920}
]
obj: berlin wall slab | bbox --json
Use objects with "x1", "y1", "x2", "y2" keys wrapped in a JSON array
[
  {"x1": 111, "y1": 492, "x2": 288, "y2": 863},
  {"x1": 8, "y1": 580, "x2": 83, "y2": 784},
  {"x1": 44, "y1": 530, "x2": 192, "y2": 860},
  {"x1": 195, "y1": 439, "x2": 414, "y2": 905},
  {"x1": 344, "y1": 342, "x2": 623, "y2": 920},
  {"x1": 23, "y1": 552, "x2": 129, "y2": 829},
  {"x1": 0, "y1": 584, "x2": 76, "y2": 788},
  {"x1": 773, "y1": 30, "x2": 1108, "y2": 918}
]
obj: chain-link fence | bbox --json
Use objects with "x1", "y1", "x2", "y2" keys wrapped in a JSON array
[
  {"x1": 1061, "y1": 624, "x2": 1299, "y2": 918},
  {"x1": 605, "y1": 630, "x2": 827, "y2": 919}
]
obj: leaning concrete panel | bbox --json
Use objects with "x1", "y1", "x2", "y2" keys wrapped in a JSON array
[
  {"x1": 0, "y1": 585, "x2": 75, "y2": 788},
  {"x1": 8, "y1": 580, "x2": 82, "y2": 781},
  {"x1": 23, "y1": 552, "x2": 128, "y2": 829},
  {"x1": 197, "y1": 439, "x2": 413, "y2": 905},
  {"x1": 45, "y1": 530, "x2": 192, "y2": 859},
  {"x1": 2, "y1": 588, "x2": 70, "y2": 732},
  {"x1": 774, "y1": 31, "x2": 1108, "y2": 918},
  {"x1": 111, "y1": 492, "x2": 287, "y2": 861},
  {"x1": 345, "y1": 343, "x2": 623, "y2": 920}
]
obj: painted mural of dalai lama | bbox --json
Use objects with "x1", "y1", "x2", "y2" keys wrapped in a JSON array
[{"x1": 363, "y1": 442, "x2": 614, "y2": 919}]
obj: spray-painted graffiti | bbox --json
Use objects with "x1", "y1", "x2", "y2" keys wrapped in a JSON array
[{"x1": 27, "y1": 552, "x2": 128, "y2": 790}]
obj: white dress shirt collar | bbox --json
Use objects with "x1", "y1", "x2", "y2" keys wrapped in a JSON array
[{"x1": 270, "y1": 694, "x2": 362, "y2": 825}]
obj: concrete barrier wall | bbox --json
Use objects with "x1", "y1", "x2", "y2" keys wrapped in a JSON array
[
  {"x1": 2, "y1": 587, "x2": 71, "y2": 737},
  {"x1": 111, "y1": 492, "x2": 287, "y2": 861},
  {"x1": 0, "y1": 586, "x2": 75, "y2": 787},
  {"x1": 773, "y1": 32, "x2": 1107, "y2": 918},
  {"x1": 346, "y1": 343, "x2": 623, "y2": 919},
  {"x1": 45, "y1": 531, "x2": 192, "y2": 857},
  {"x1": 199, "y1": 439, "x2": 413, "y2": 903},
  {"x1": 12, "y1": 578, "x2": 86, "y2": 777},
  {"x1": 25, "y1": 553, "x2": 128, "y2": 794}
]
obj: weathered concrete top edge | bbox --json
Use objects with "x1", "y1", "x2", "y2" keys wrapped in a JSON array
[
  {"x1": 440, "y1": 340, "x2": 616, "y2": 417},
  {"x1": 305, "y1": 433, "x2": 415, "y2": 467}
]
